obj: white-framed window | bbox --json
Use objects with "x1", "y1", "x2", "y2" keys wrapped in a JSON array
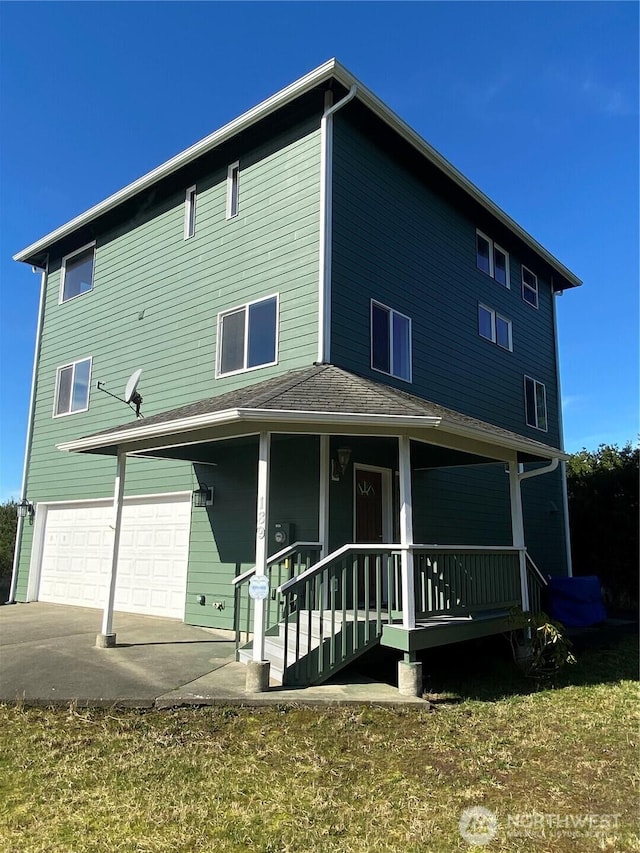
[
  {"x1": 216, "y1": 294, "x2": 278, "y2": 377},
  {"x1": 226, "y1": 161, "x2": 240, "y2": 219},
  {"x1": 478, "y1": 304, "x2": 512, "y2": 351},
  {"x1": 476, "y1": 230, "x2": 509, "y2": 288},
  {"x1": 522, "y1": 266, "x2": 539, "y2": 308},
  {"x1": 371, "y1": 300, "x2": 412, "y2": 382},
  {"x1": 184, "y1": 185, "x2": 197, "y2": 239},
  {"x1": 60, "y1": 243, "x2": 95, "y2": 303},
  {"x1": 53, "y1": 357, "x2": 92, "y2": 417},
  {"x1": 524, "y1": 375, "x2": 547, "y2": 431}
]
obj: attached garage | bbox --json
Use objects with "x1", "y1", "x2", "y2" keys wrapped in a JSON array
[{"x1": 30, "y1": 493, "x2": 192, "y2": 620}]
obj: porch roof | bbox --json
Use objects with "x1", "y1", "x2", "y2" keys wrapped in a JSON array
[{"x1": 57, "y1": 365, "x2": 568, "y2": 462}]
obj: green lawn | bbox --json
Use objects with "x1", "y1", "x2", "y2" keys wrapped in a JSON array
[{"x1": 0, "y1": 632, "x2": 637, "y2": 853}]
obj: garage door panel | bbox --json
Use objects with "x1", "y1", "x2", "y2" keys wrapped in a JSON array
[{"x1": 37, "y1": 496, "x2": 191, "y2": 620}]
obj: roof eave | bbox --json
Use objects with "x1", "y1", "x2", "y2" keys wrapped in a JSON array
[
  {"x1": 14, "y1": 58, "x2": 581, "y2": 288},
  {"x1": 55, "y1": 402, "x2": 567, "y2": 463},
  {"x1": 13, "y1": 59, "x2": 341, "y2": 266},
  {"x1": 56, "y1": 407, "x2": 442, "y2": 454}
]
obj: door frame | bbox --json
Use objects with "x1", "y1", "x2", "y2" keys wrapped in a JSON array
[{"x1": 352, "y1": 464, "x2": 393, "y2": 543}]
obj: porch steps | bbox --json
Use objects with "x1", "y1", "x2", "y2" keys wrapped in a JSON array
[{"x1": 238, "y1": 610, "x2": 383, "y2": 686}]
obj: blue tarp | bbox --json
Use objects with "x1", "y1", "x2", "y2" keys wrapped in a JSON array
[{"x1": 547, "y1": 576, "x2": 607, "y2": 627}]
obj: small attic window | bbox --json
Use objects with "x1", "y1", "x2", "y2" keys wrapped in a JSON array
[
  {"x1": 226, "y1": 162, "x2": 239, "y2": 219},
  {"x1": 184, "y1": 186, "x2": 197, "y2": 239},
  {"x1": 60, "y1": 244, "x2": 95, "y2": 303}
]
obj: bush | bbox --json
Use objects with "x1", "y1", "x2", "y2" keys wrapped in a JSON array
[
  {"x1": 0, "y1": 500, "x2": 17, "y2": 580},
  {"x1": 566, "y1": 442, "x2": 639, "y2": 611}
]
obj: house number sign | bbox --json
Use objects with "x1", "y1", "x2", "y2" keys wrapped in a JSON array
[{"x1": 249, "y1": 575, "x2": 270, "y2": 601}]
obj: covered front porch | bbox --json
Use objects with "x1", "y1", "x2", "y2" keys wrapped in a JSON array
[{"x1": 58, "y1": 365, "x2": 566, "y2": 693}]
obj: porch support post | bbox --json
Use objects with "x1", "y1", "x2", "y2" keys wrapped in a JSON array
[
  {"x1": 97, "y1": 450, "x2": 127, "y2": 648},
  {"x1": 398, "y1": 435, "x2": 416, "y2": 630},
  {"x1": 252, "y1": 431, "x2": 271, "y2": 666},
  {"x1": 318, "y1": 435, "x2": 330, "y2": 557},
  {"x1": 508, "y1": 461, "x2": 530, "y2": 613}
]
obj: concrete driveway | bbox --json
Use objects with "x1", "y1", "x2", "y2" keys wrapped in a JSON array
[
  {"x1": 0, "y1": 602, "x2": 426, "y2": 708},
  {"x1": 0, "y1": 602, "x2": 237, "y2": 706}
]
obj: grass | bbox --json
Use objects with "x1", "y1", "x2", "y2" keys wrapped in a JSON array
[{"x1": 0, "y1": 632, "x2": 637, "y2": 852}]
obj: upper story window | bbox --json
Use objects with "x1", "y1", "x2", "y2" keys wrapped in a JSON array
[
  {"x1": 54, "y1": 357, "x2": 92, "y2": 417},
  {"x1": 524, "y1": 375, "x2": 547, "y2": 431},
  {"x1": 522, "y1": 266, "x2": 539, "y2": 308},
  {"x1": 371, "y1": 300, "x2": 412, "y2": 382},
  {"x1": 184, "y1": 185, "x2": 197, "y2": 239},
  {"x1": 226, "y1": 161, "x2": 240, "y2": 219},
  {"x1": 476, "y1": 230, "x2": 509, "y2": 288},
  {"x1": 217, "y1": 294, "x2": 278, "y2": 377},
  {"x1": 60, "y1": 243, "x2": 95, "y2": 303},
  {"x1": 478, "y1": 304, "x2": 512, "y2": 351}
]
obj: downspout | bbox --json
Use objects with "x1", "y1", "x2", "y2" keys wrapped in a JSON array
[
  {"x1": 8, "y1": 257, "x2": 49, "y2": 603},
  {"x1": 551, "y1": 282, "x2": 574, "y2": 576},
  {"x1": 317, "y1": 84, "x2": 357, "y2": 364}
]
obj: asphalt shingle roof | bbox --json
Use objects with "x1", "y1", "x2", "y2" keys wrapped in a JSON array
[{"x1": 78, "y1": 364, "x2": 564, "y2": 460}]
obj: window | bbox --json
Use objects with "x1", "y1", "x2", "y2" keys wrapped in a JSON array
[
  {"x1": 476, "y1": 230, "x2": 509, "y2": 287},
  {"x1": 60, "y1": 244, "x2": 95, "y2": 303},
  {"x1": 226, "y1": 161, "x2": 239, "y2": 218},
  {"x1": 184, "y1": 185, "x2": 197, "y2": 239},
  {"x1": 54, "y1": 358, "x2": 92, "y2": 416},
  {"x1": 217, "y1": 295, "x2": 278, "y2": 376},
  {"x1": 522, "y1": 266, "x2": 539, "y2": 308},
  {"x1": 478, "y1": 304, "x2": 512, "y2": 351},
  {"x1": 524, "y1": 376, "x2": 547, "y2": 431},
  {"x1": 371, "y1": 301, "x2": 412, "y2": 381}
]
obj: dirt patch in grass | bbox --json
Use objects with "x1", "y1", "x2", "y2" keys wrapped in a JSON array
[{"x1": 0, "y1": 635, "x2": 637, "y2": 852}]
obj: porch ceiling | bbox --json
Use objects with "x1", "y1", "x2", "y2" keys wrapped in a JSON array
[{"x1": 57, "y1": 365, "x2": 568, "y2": 463}]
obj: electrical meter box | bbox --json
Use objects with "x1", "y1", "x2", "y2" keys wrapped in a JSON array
[{"x1": 272, "y1": 522, "x2": 294, "y2": 550}]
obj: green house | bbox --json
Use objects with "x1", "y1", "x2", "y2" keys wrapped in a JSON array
[{"x1": 10, "y1": 59, "x2": 581, "y2": 690}]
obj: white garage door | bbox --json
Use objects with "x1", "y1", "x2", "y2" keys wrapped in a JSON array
[{"x1": 37, "y1": 494, "x2": 192, "y2": 619}]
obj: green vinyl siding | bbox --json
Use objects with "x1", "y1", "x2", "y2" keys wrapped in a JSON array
[
  {"x1": 14, "y1": 115, "x2": 322, "y2": 605},
  {"x1": 185, "y1": 435, "x2": 320, "y2": 630},
  {"x1": 412, "y1": 465, "x2": 512, "y2": 547},
  {"x1": 521, "y1": 464, "x2": 569, "y2": 577},
  {"x1": 330, "y1": 111, "x2": 561, "y2": 448}
]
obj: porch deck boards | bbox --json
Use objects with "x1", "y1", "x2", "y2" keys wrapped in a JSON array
[{"x1": 382, "y1": 608, "x2": 513, "y2": 653}]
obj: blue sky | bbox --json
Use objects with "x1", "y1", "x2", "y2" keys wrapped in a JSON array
[{"x1": 0, "y1": 1, "x2": 637, "y2": 500}]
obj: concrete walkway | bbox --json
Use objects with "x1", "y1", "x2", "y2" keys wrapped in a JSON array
[{"x1": 0, "y1": 602, "x2": 426, "y2": 708}]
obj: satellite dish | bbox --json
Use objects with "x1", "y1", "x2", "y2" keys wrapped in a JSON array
[
  {"x1": 124, "y1": 369, "x2": 143, "y2": 404},
  {"x1": 96, "y1": 368, "x2": 144, "y2": 418}
]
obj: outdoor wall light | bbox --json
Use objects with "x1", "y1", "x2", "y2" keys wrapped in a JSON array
[
  {"x1": 192, "y1": 486, "x2": 214, "y2": 508},
  {"x1": 331, "y1": 446, "x2": 352, "y2": 482},
  {"x1": 16, "y1": 499, "x2": 35, "y2": 524}
]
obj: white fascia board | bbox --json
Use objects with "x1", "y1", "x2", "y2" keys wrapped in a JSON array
[
  {"x1": 15, "y1": 58, "x2": 581, "y2": 288},
  {"x1": 56, "y1": 398, "x2": 566, "y2": 462},
  {"x1": 56, "y1": 406, "x2": 442, "y2": 453},
  {"x1": 14, "y1": 60, "x2": 339, "y2": 264},
  {"x1": 435, "y1": 417, "x2": 570, "y2": 461}
]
